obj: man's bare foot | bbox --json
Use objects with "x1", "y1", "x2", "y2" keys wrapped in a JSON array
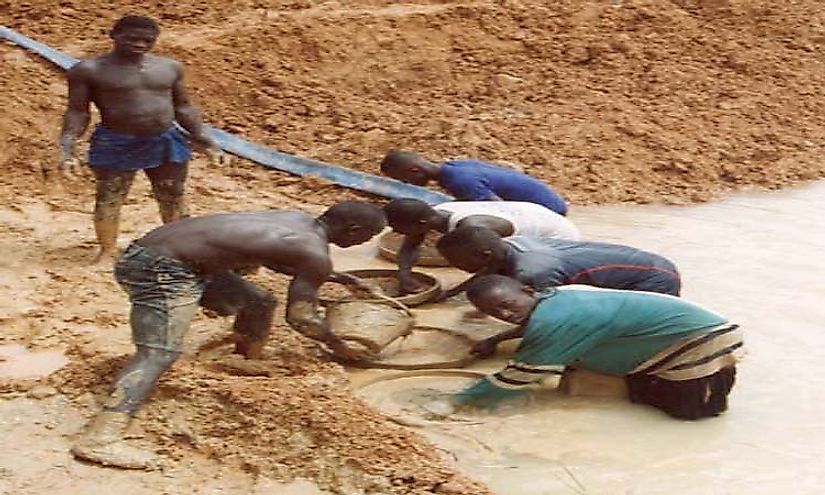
[
  {"x1": 91, "y1": 248, "x2": 119, "y2": 266},
  {"x1": 235, "y1": 338, "x2": 266, "y2": 360},
  {"x1": 71, "y1": 411, "x2": 159, "y2": 470}
]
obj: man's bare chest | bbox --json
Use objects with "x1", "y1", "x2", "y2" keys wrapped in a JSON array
[{"x1": 91, "y1": 64, "x2": 176, "y2": 93}]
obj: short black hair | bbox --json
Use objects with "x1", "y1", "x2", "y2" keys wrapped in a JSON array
[
  {"x1": 380, "y1": 150, "x2": 420, "y2": 174},
  {"x1": 113, "y1": 15, "x2": 160, "y2": 34},
  {"x1": 384, "y1": 198, "x2": 434, "y2": 230},
  {"x1": 321, "y1": 200, "x2": 387, "y2": 233},
  {"x1": 436, "y1": 225, "x2": 502, "y2": 255},
  {"x1": 467, "y1": 274, "x2": 524, "y2": 303}
]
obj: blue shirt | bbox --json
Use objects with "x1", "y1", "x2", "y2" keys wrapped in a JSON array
[
  {"x1": 502, "y1": 236, "x2": 681, "y2": 295},
  {"x1": 453, "y1": 287, "x2": 728, "y2": 407},
  {"x1": 438, "y1": 160, "x2": 568, "y2": 215}
]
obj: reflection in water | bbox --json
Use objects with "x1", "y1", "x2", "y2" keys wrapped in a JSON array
[{"x1": 338, "y1": 183, "x2": 825, "y2": 495}]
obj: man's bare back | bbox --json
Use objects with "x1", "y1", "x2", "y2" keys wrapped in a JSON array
[{"x1": 138, "y1": 210, "x2": 331, "y2": 274}]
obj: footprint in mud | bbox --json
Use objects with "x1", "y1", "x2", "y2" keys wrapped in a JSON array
[{"x1": 44, "y1": 243, "x2": 101, "y2": 265}]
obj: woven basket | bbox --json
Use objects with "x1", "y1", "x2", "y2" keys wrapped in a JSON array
[
  {"x1": 326, "y1": 301, "x2": 415, "y2": 358},
  {"x1": 377, "y1": 231, "x2": 451, "y2": 267},
  {"x1": 318, "y1": 269, "x2": 441, "y2": 307}
]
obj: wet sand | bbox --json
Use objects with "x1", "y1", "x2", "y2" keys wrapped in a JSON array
[{"x1": 353, "y1": 182, "x2": 825, "y2": 495}]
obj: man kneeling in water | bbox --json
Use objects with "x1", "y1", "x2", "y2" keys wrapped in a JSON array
[
  {"x1": 71, "y1": 201, "x2": 386, "y2": 469},
  {"x1": 435, "y1": 275, "x2": 743, "y2": 420}
]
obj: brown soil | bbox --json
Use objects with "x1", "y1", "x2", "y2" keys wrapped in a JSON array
[{"x1": 2, "y1": 0, "x2": 825, "y2": 493}]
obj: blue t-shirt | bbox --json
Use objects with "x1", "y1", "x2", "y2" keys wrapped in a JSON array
[
  {"x1": 437, "y1": 160, "x2": 568, "y2": 215},
  {"x1": 501, "y1": 236, "x2": 681, "y2": 295}
]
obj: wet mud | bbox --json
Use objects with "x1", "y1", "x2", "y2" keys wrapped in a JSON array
[{"x1": 356, "y1": 182, "x2": 825, "y2": 495}]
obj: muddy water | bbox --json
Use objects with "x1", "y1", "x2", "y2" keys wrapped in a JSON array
[
  {"x1": 0, "y1": 344, "x2": 68, "y2": 379},
  {"x1": 337, "y1": 182, "x2": 825, "y2": 495}
]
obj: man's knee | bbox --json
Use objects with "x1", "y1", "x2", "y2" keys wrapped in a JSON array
[
  {"x1": 152, "y1": 177, "x2": 186, "y2": 205},
  {"x1": 236, "y1": 292, "x2": 278, "y2": 321},
  {"x1": 233, "y1": 293, "x2": 277, "y2": 339},
  {"x1": 251, "y1": 292, "x2": 278, "y2": 311},
  {"x1": 137, "y1": 345, "x2": 181, "y2": 369},
  {"x1": 231, "y1": 287, "x2": 277, "y2": 314},
  {"x1": 94, "y1": 176, "x2": 131, "y2": 219}
]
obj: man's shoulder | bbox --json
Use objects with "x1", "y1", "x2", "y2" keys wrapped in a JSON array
[
  {"x1": 147, "y1": 54, "x2": 183, "y2": 68},
  {"x1": 439, "y1": 160, "x2": 486, "y2": 187},
  {"x1": 67, "y1": 58, "x2": 101, "y2": 77},
  {"x1": 442, "y1": 159, "x2": 496, "y2": 171}
]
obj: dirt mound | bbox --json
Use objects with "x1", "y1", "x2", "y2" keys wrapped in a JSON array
[
  {"x1": 6, "y1": 0, "x2": 825, "y2": 205},
  {"x1": 52, "y1": 345, "x2": 486, "y2": 494}
]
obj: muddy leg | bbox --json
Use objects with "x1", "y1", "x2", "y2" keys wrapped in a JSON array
[
  {"x1": 232, "y1": 295, "x2": 277, "y2": 358},
  {"x1": 92, "y1": 168, "x2": 136, "y2": 264},
  {"x1": 145, "y1": 162, "x2": 189, "y2": 223},
  {"x1": 71, "y1": 346, "x2": 180, "y2": 469},
  {"x1": 73, "y1": 256, "x2": 202, "y2": 469},
  {"x1": 200, "y1": 272, "x2": 277, "y2": 359}
]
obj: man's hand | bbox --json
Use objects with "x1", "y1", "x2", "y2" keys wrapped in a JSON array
[
  {"x1": 326, "y1": 335, "x2": 370, "y2": 362},
  {"x1": 422, "y1": 398, "x2": 456, "y2": 418},
  {"x1": 58, "y1": 155, "x2": 83, "y2": 180},
  {"x1": 399, "y1": 275, "x2": 428, "y2": 295},
  {"x1": 286, "y1": 301, "x2": 330, "y2": 342},
  {"x1": 205, "y1": 147, "x2": 229, "y2": 166},
  {"x1": 470, "y1": 339, "x2": 498, "y2": 359}
]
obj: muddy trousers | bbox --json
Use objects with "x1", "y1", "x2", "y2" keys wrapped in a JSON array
[{"x1": 106, "y1": 244, "x2": 277, "y2": 415}]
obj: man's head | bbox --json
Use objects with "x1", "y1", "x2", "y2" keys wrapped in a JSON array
[
  {"x1": 319, "y1": 201, "x2": 387, "y2": 248},
  {"x1": 467, "y1": 275, "x2": 537, "y2": 324},
  {"x1": 436, "y1": 225, "x2": 507, "y2": 273},
  {"x1": 110, "y1": 15, "x2": 160, "y2": 57},
  {"x1": 383, "y1": 198, "x2": 439, "y2": 235},
  {"x1": 380, "y1": 151, "x2": 437, "y2": 186}
]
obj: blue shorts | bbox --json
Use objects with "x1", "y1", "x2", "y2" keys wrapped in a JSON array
[{"x1": 88, "y1": 125, "x2": 191, "y2": 171}]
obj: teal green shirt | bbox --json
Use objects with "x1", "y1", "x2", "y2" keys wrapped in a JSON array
[{"x1": 453, "y1": 286, "x2": 728, "y2": 407}]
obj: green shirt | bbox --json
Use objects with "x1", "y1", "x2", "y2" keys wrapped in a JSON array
[{"x1": 454, "y1": 286, "x2": 728, "y2": 407}]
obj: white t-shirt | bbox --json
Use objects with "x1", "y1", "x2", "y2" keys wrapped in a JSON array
[{"x1": 435, "y1": 201, "x2": 580, "y2": 240}]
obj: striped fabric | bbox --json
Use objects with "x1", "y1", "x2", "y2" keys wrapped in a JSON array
[
  {"x1": 487, "y1": 361, "x2": 565, "y2": 390},
  {"x1": 631, "y1": 323, "x2": 744, "y2": 381}
]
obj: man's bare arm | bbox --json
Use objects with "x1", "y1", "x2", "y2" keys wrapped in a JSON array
[
  {"x1": 171, "y1": 63, "x2": 217, "y2": 149},
  {"x1": 59, "y1": 63, "x2": 92, "y2": 176},
  {"x1": 435, "y1": 267, "x2": 494, "y2": 301},
  {"x1": 471, "y1": 325, "x2": 525, "y2": 358},
  {"x1": 285, "y1": 274, "x2": 330, "y2": 342},
  {"x1": 396, "y1": 233, "x2": 426, "y2": 294}
]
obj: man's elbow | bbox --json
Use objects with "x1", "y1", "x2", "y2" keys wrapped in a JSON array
[{"x1": 64, "y1": 108, "x2": 90, "y2": 120}]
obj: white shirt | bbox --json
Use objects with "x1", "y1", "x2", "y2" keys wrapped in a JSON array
[{"x1": 435, "y1": 201, "x2": 580, "y2": 240}]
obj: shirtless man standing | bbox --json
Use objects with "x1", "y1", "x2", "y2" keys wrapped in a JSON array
[
  {"x1": 70, "y1": 201, "x2": 386, "y2": 469},
  {"x1": 59, "y1": 15, "x2": 223, "y2": 263}
]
